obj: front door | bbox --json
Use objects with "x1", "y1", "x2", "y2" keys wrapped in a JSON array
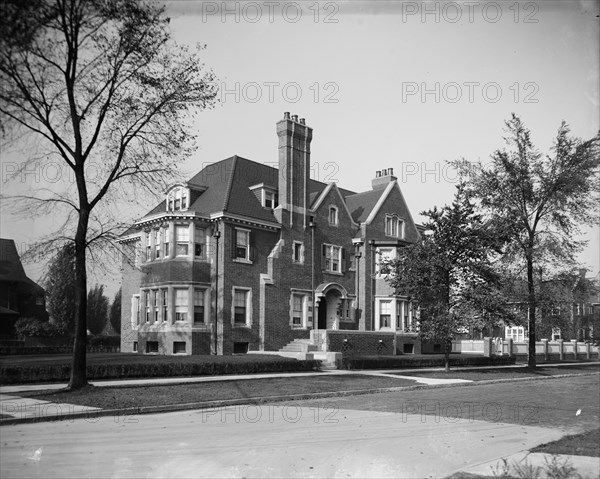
[{"x1": 318, "y1": 298, "x2": 327, "y2": 329}]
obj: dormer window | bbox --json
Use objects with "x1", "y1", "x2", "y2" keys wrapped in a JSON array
[
  {"x1": 249, "y1": 183, "x2": 278, "y2": 209},
  {"x1": 166, "y1": 186, "x2": 189, "y2": 212},
  {"x1": 264, "y1": 190, "x2": 277, "y2": 209}
]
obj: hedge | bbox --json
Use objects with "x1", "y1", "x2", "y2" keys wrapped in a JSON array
[
  {"x1": 0, "y1": 358, "x2": 322, "y2": 384},
  {"x1": 337, "y1": 354, "x2": 515, "y2": 370}
]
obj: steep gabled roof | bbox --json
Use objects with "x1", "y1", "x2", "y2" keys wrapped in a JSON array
[
  {"x1": 345, "y1": 188, "x2": 387, "y2": 223},
  {"x1": 138, "y1": 156, "x2": 357, "y2": 226}
]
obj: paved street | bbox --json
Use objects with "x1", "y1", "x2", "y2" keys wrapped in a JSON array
[
  {"x1": 0, "y1": 403, "x2": 567, "y2": 479},
  {"x1": 1, "y1": 374, "x2": 598, "y2": 478}
]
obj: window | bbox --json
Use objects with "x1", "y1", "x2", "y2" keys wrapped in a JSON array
[
  {"x1": 133, "y1": 341, "x2": 138, "y2": 352},
  {"x1": 235, "y1": 228, "x2": 250, "y2": 260},
  {"x1": 175, "y1": 288, "x2": 188, "y2": 322},
  {"x1": 233, "y1": 289, "x2": 250, "y2": 326},
  {"x1": 323, "y1": 244, "x2": 343, "y2": 273},
  {"x1": 385, "y1": 215, "x2": 404, "y2": 238},
  {"x1": 173, "y1": 342, "x2": 186, "y2": 354},
  {"x1": 194, "y1": 288, "x2": 205, "y2": 324},
  {"x1": 153, "y1": 290, "x2": 159, "y2": 322},
  {"x1": 396, "y1": 300, "x2": 411, "y2": 330},
  {"x1": 131, "y1": 294, "x2": 140, "y2": 327},
  {"x1": 194, "y1": 227, "x2": 205, "y2": 259},
  {"x1": 293, "y1": 242, "x2": 304, "y2": 263},
  {"x1": 329, "y1": 206, "x2": 338, "y2": 226},
  {"x1": 264, "y1": 190, "x2": 277, "y2": 209},
  {"x1": 146, "y1": 341, "x2": 159, "y2": 353},
  {"x1": 35, "y1": 295, "x2": 44, "y2": 306},
  {"x1": 162, "y1": 289, "x2": 168, "y2": 322},
  {"x1": 376, "y1": 248, "x2": 395, "y2": 276},
  {"x1": 176, "y1": 225, "x2": 189, "y2": 256},
  {"x1": 145, "y1": 232, "x2": 152, "y2": 262},
  {"x1": 292, "y1": 294, "x2": 304, "y2": 328},
  {"x1": 144, "y1": 290, "x2": 150, "y2": 323},
  {"x1": 154, "y1": 230, "x2": 161, "y2": 259},
  {"x1": 134, "y1": 243, "x2": 141, "y2": 266},
  {"x1": 233, "y1": 342, "x2": 249, "y2": 354},
  {"x1": 163, "y1": 227, "x2": 170, "y2": 257},
  {"x1": 167, "y1": 187, "x2": 189, "y2": 212},
  {"x1": 379, "y1": 300, "x2": 391, "y2": 329}
]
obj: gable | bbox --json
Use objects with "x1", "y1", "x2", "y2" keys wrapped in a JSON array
[
  {"x1": 311, "y1": 183, "x2": 357, "y2": 226},
  {"x1": 366, "y1": 182, "x2": 420, "y2": 243}
]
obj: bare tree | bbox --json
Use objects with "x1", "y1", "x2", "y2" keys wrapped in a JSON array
[{"x1": 0, "y1": 0, "x2": 218, "y2": 388}]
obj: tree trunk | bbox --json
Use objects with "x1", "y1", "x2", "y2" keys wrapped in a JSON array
[
  {"x1": 526, "y1": 251, "x2": 537, "y2": 369},
  {"x1": 68, "y1": 208, "x2": 89, "y2": 389}
]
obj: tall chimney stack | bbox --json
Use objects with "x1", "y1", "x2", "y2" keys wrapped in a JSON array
[{"x1": 276, "y1": 113, "x2": 313, "y2": 229}]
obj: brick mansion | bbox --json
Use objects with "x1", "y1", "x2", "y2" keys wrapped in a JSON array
[{"x1": 119, "y1": 113, "x2": 423, "y2": 356}]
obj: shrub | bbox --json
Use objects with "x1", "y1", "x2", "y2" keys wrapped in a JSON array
[{"x1": 14, "y1": 317, "x2": 66, "y2": 338}]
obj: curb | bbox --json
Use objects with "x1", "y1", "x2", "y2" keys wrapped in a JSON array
[{"x1": 1, "y1": 371, "x2": 598, "y2": 426}]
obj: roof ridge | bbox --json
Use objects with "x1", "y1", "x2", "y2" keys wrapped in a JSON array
[{"x1": 223, "y1": 155, "x2": 238, "y2": 212}]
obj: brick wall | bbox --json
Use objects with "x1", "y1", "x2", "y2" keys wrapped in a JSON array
[{"x1": 327, "y1": 330, "x2": 396, "y2": 355}]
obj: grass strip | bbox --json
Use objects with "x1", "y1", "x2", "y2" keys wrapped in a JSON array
[
  {"x1": 16, "y1": 374, "x2": 418, "y2": 409},
  {"x1": 388, "y1": 364, "x2": 599, "y2": 381},
  {"x1": 530, "y1": 428, "x2": 600, "y2": 457}
]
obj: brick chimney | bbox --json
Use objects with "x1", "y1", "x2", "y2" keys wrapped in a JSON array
[
  {"x1": 372, "y1": 168, "x2": 397, "y2": 190},
  {"x1": 276, "y1": 112, "x2": 313, "y2": 228}
]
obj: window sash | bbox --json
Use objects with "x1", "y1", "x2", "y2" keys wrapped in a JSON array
[
  {"x1": 176, "y1": 225, "x2": 189, "y2": 256},
  {"x1": 380, "y1": 301, "x2": 391, "y2": 328},
  {"x1": 293, "y1": 242, "x2": 303, "y2": 262},
  {"x1": 195, "y1": 228, "x2": 206, "y2": 259},
  {"x1": 234, "y1": 290, "x2": 248, "y2": 324},
  {"x1": 236, "y1": 230, "x2": 249, "y2": 259},
  {"x1": 194, "y1": 289, "x2": 205, "y2": 323},
  {"x1": 329, "y1": 207, "x2": 338, "y2": 225},
  {"x1": 175, "y1": 288, "x2": 188, "y2": 322},
  {"x1": 292, "y1": 294, "x2": 304, "y2": 327}
]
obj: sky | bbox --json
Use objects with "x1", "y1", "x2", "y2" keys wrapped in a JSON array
[{"x1": 1, "y1": 0, "x2": 599, "y2": 297}]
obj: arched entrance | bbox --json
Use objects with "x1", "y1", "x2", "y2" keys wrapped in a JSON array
[{"x1": 315, "y1": 283, "x2": 348, "y2": 330}]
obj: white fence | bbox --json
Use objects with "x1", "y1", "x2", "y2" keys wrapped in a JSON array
[{"x1": 452, "y1": 338, "x2": 599, "y2": 359}]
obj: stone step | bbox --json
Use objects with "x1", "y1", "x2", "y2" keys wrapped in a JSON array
[{"x1": 279, "y1": 339, "x2": 320, "y2": 353}]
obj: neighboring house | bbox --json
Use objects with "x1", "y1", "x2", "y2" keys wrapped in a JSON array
[
  {"x1": 0, "y1": 238, "x2": 48, "y2": 336},
  {"x1": 119, "y1": 113, "x2": 421, "y2": 355},
  {"x1": 503, "y1": 269, "x2": 599, "y2": 342}
]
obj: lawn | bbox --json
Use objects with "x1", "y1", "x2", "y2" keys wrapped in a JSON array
[
  {"x1": 16, "y1": 374, "x2": 418, "y2": 409},
  {"x1": 389, "y1": 364, "x2": 599, "y2": 381},
  {"x1": 530, "y1": 428, "x2": 600, "y2": 457}
]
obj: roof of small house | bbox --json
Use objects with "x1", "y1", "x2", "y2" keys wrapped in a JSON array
[{"x1": 0, "y1": 238, "x2": 44, "y2": 292}]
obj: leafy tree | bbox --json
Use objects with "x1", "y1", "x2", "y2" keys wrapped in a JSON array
[
  {"x1": 44, "y1": 243, "x2": 76, "y2": 334},
  {"x1": 109, "y1": 288, "x2": 121, "y2": 334},
  {"x1": 87, "y1": 284, "x2": 108, "y2": 335},
  {"x1": 384, "y1": 185, "x2": 507, "y2": 371},
  {"x1": 0, "y1": 0, "x2": 218, "y2": 388},
  {"x1": 455, "y1": 115, "x2": 600, "y2": 367}
]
